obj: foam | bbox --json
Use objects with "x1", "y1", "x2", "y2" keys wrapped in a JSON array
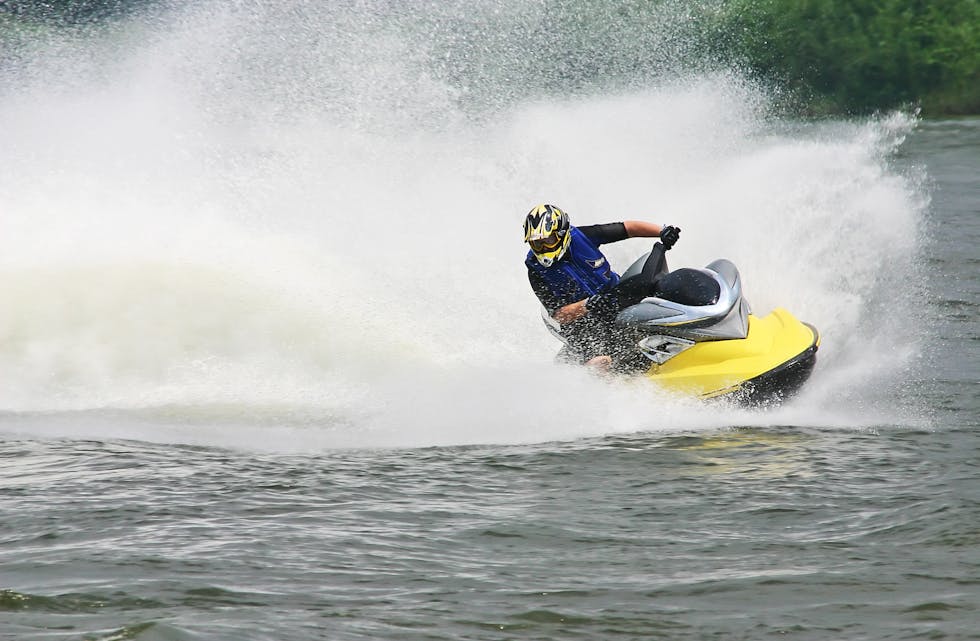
[{"x1": 0, "y1": 3, "x2": 928, "y2": 449}]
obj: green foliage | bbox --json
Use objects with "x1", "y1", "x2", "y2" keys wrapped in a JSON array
[
  {"x1": 2, "y1": 0, "x2": 976, "y2": 115},
  {"x1": 0, "y1": 0, "x2": 154, "y2": 25},
  {"x1": 715, "y1": 0, "x2": 980, "y2": 115}
]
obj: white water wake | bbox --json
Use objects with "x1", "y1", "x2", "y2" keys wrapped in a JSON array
[{"x1": 0, "y1": 2, "x2": 928, "y2": 449}]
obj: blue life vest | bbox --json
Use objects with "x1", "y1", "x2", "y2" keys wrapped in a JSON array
[{"x1": 526, "y1": 227, "x2": 620, "y2": 306}]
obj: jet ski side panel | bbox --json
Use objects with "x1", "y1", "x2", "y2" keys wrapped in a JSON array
[{"x1": 643, "y1": 308, "x2": 819, "y2": 401}]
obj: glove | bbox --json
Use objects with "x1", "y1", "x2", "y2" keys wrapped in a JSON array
[
  {"x1": 585, "y1": 291, "x2": 621, "y2": 321},
  {"x1": 660, "y1": 225, "x2": 680, "y2": 250}
]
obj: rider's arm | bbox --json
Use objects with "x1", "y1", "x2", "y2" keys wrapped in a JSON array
[
  {"x1": 580, "y1": 221, "x2": 668, "y2": 243},
  {"x1": 529, "y1": 270, "x2": 593, "y2": 325},
  {"x1": 553, "y1": 299, "x2": 589, "y2": 324},
  {"x1": 624, "y1": 220, "x2": 668, "y2": 238}
]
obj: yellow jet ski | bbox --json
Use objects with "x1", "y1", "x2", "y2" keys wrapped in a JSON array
[
  {"x1": 638, "y1": 307, "x2": 819, "y2": 402},
  {"x1": 545, "y1": 242, "x2": 819, "y2": 404}
]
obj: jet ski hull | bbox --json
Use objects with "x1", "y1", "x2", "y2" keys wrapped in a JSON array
[{"x1": 643, "y1": 308, "x2": 819, "y2": 403}]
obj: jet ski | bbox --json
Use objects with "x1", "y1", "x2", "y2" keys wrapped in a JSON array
[{"x1": 543, "y1": 242, "x2": 819, "y2": 404}]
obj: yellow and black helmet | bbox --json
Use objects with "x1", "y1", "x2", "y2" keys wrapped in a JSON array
[{"x1": 524, "y1": 204, "x2": 571, "y2": 267}]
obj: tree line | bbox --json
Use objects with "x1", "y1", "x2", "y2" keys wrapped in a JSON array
[
  {"x1": 708, "y1": 0, "x2": 979, "y2": 115},
  {"x1": 3, "y1": 0, "x2": 978, "y2": 116}
]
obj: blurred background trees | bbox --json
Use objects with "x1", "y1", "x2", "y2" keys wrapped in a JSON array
[
  {"x1": 2, "y1": 0, "x2": 977, "y2": 115},
  {"x1": 716, "y1": 0, "x2": 980, "y2": 114}
]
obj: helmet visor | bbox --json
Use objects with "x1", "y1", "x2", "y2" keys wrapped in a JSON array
[{"x1": 528, "y1": 231, "x2": 563, "y2": 254}]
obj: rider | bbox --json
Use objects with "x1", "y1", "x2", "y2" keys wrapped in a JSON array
[{"x1": 523, "y1": 203, "x2": 681, "y2": 372}]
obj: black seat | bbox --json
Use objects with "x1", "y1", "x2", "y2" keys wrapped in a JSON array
[{"x1": 652, "y1": 268, "x2": 720, "y2": 306}]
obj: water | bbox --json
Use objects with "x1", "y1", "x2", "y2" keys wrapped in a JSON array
[{"x1": 1, "y1": 3, "x2": 978, "y2": 639}]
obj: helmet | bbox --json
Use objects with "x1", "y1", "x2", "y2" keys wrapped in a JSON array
[{"x1": 524, "y1": 204, "x2": 571, "y2": 267}]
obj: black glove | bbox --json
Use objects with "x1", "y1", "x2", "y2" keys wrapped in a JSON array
[
  {"x1": 585, "y1": 291, "x2": 620, "y2": 321},
  {"x1": 660, "y1": 225, "x2": 680, "y2": 250}
]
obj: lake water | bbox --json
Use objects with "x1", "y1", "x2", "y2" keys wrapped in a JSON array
[{"x1": 1, "y1": 3, "x2": 978, "y2": 639}]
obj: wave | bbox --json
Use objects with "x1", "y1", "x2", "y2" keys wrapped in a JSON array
[{"x1": 0, "y1": 2, "x2": 929, "y2": 448}]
